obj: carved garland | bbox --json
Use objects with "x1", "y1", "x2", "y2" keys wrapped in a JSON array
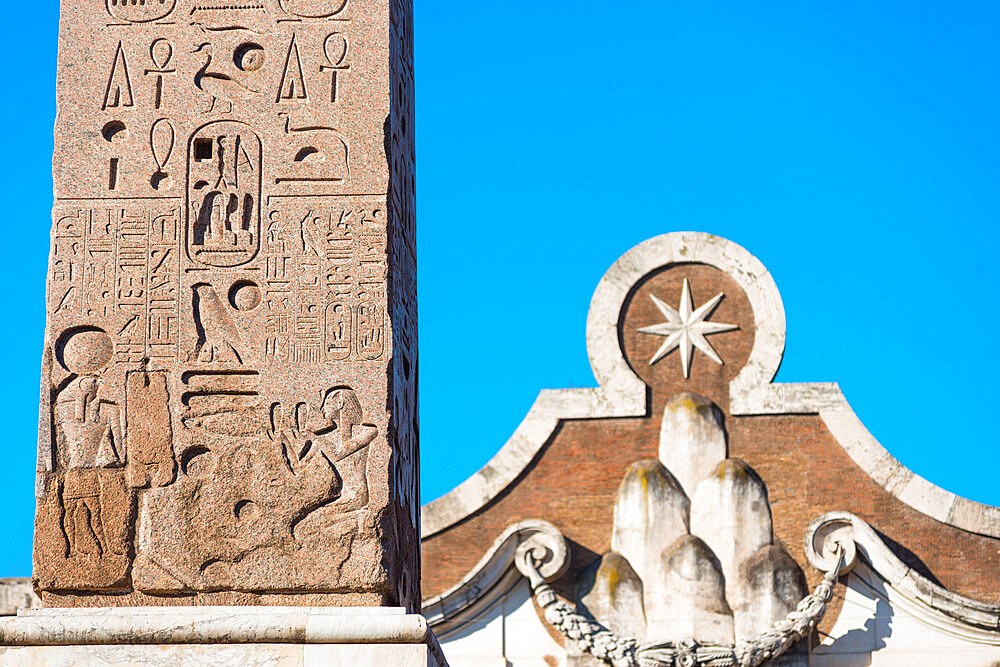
[{"x1": 515, "y1": 538, "x2": 846, "y2": 667}]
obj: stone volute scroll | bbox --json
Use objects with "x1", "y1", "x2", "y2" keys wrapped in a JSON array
[
  {"x1": 514, "y1": 392, "x2": 847, "y2": 667},
  {"x1": 35, "y1": 0, "x2": 418, "y2": 611}
]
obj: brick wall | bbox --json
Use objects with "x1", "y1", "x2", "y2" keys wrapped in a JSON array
[{"x1": 421, "y1": 263, "x2": 1000, "y2": 639}]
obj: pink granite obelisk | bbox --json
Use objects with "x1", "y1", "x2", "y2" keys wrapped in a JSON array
[{"x1": 34, "y1": 0, "x2": 418, "y2": 611}]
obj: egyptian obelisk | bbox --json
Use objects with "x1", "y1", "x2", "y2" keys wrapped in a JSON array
[{"x1": 33, "y1": 0, "x2": 418, "y2": 614}]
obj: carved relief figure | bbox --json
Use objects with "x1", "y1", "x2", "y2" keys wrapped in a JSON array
[
  {"x1": 186, "y1": 122, "x2": 262, "y2": 267},
  {"x1": 309, "y1": 387, "x2": 378, "y2": 525},
  {"x1": 124, "y1": 370, "x2": 175, "y2": 489},
  {"x1": 53, "y1": 327, "x2": 128, "y2": 559},
  {"x1": 135, "y1": 384, "x2": 377, "y2": 592}
]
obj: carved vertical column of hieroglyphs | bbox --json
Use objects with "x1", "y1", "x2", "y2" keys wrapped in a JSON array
[{"x1": 35, "y1": 0, "x2": 417, "y2": 609}]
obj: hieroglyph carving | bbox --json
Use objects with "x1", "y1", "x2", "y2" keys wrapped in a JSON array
[
  {"x1": 277, "y1": 34, "x2": 309, "y2": 102},
  {"x1": 279, "y1": 0, "x2": 349, "y2": 19},
  {"x1": 193, "y1": 40, "x2": 265, "y2": 115},
  {"x1": 186, "y1": 121, "x2": 262, "y2": 268},
  {"x1": 49, "y1": 205, "x2": 181, "y2": 357},
  {"x1": 103, "y1": 42, "x2": 135, "y2": 110},
  {"x1": 320, "y1": 33, "x2": 350, "y2": 103},
  {"x1": 149, "y1": 118, "x2": 175, "y2": 190},
  {"x1": 263, "y1": 201, "x2": 386, "y2": 364},
  {"x1": 106, "y1": 0, "x2": 177, "y2": 24},
  {"x1": 41, "y1": 0, "x2": 415, "y2": 607},
  {"x1": 144, "y1": 39, "x2": 176, "y2": 111},
  {"x1": 276, "y1": 114, "x2": 351, "y2": 186}
]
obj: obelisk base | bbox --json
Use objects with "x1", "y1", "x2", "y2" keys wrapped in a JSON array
[{"x1": 0, "y1": 606, "x2": 447, "y2": 666}]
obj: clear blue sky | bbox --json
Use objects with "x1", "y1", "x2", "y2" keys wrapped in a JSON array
[{"x1": 1, "y1": 1, "x2": 999, "y2": 577}]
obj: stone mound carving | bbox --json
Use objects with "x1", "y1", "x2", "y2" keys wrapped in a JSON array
[{"x1": 574, "y1": 392, "x2": 808, "y2": 662}]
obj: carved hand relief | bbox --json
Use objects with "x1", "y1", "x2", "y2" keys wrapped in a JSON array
[
  {"x1": 637, "y1": 279, "x2": 738, "y2": 378},
  {"x1": 41, "y1": 0, "x2": 415, "y2": 606}
]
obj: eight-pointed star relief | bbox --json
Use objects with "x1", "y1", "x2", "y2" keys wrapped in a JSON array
[{"x1": 637, "y1": 278, "x2": 739, "y2": 378}]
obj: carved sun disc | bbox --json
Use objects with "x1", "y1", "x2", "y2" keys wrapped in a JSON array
[{"x1": 57, "y1": 326, "x2": 114, "y2": 375}]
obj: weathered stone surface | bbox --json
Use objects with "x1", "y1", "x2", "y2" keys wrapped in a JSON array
[
  {"x1": 657, "y1": 392, "x2": 727, "y2": 498},
  {"x1": 645, "y1": 535, "x2": 734, "y2": 645},
  {"x1": 0, "y1": 581, "x2": 40, "y2": 617},
  {"x1": 578, "y1": 551, "x2": 646, "y2": 641},
  {"x1": 610, "y1": 459, "x2": 688, "y2": 585},
  {"x1": 690, "y1": 458, "x2": 772, "y2": 587},
  {"x1": 566, "y1": 392, "x2": 815, "y2": 655},
  {"x1": 35, "y1": 0, "x2": 417, "y2": 608},
  {"x1": 733, "y1": 545, "x2": 808, "y2": 642},
  {"x1": 0, "y1": 607, "x2": 445, "y2": 666}
]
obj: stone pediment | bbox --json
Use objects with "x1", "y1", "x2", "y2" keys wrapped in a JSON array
[
  {"x1": 422, "y1": 232, "x2": 1000, "y2": 543},
  {"x1": 420, "y1": 232, "x2": 1000, "y2": 664}
]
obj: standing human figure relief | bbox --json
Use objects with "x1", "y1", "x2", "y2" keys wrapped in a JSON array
[{"x1": 52, "y1": 327, "x2": 128, "y2": 560}]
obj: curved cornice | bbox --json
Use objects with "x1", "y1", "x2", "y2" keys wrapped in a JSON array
[
  {"x1": 422, "y1": 520, "x2": 567, "y2": 637},
  {"x1": 806, "y1": 511, "x2": 1000, "y2": 637},
  {"x1": 420, "y1": 232, "x2": 1000, "y2": 539}
]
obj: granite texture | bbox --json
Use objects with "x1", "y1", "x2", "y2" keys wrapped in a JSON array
[{"x1": 37, "y1": 0, "x2": 417, "y2": 608}]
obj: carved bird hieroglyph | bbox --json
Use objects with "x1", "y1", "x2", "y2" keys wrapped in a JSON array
[
  {"x1": 193, "y1": 42, "x2": 261, "y2": 114},
  {"x1": 192, "y1": 283, "x2": 245, "y2": 363}
]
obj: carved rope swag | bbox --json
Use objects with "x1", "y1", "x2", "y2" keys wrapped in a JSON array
[{"x1": 515, "y1": 537, "x2": 846, "y2": 667}]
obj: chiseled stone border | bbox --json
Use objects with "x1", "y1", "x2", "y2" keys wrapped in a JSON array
[{"x1": 421, "y1": 232, "x2": 1000, "y2": 539}]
